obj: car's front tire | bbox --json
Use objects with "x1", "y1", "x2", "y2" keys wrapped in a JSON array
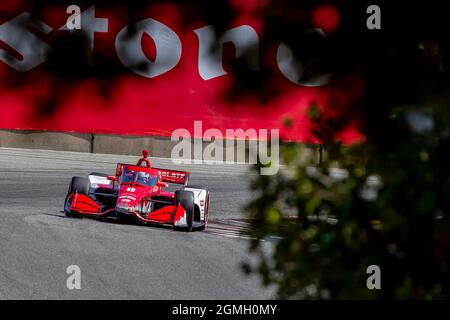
[
  {"x1": 68, "y1": 176, "x2": 90, "y2": 195},
  {"x1": 65, "y1": 176, "x2": 90, "y2": 217},
  {"x1": 175, "y1": 190, "x2": 195, "y2": 232}
]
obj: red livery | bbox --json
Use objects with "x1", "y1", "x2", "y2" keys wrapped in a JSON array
[{"x1": 64, "y1": 151, "x2": 210, "y2": 231}]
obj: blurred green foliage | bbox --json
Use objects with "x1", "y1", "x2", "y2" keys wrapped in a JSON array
[
  {"x1": 244, "y1": 72, "x2": 450, "y2": 300},
  {"x1": 242, "y1": 1, "x2": 450, "y2": 299}
]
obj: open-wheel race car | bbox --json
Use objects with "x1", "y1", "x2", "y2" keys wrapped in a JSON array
[{"x1": 63, "y1": 150, "x2": 210, "y2": 231}]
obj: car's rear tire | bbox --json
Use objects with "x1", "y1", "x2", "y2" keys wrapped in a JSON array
[{"x1": 175, "y1": 190, "x2": 194, "y2": 232}]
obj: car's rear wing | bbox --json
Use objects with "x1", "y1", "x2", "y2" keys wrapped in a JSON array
[
  {"x1": 115, "y1": 163, "x2": 189, "y2": 186},
  {"x1": 155, "y1": 168, "x2": 190, "y2": 186}
]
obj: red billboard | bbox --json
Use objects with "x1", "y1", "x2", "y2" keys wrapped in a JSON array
[{"x1": 0, "y1": 2, "x2": 363, "y2": 143}]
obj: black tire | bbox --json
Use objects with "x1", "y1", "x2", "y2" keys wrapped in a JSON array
[
  {"x1": 65, "y1": 177, "x2": 90, "y2": 217},
  {"x1": 175, "y1": 190, "x2": 194, "y2": 232},
  {"x1": 68, "y1": 176, "x2": 90, "y2": 196}
]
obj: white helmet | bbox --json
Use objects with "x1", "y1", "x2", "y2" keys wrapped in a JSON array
[{"x1": 138, "y1": 171, "x2": 149, "y2": 179}]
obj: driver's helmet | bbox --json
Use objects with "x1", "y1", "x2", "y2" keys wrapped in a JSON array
[{"x1": 138, "y1": 171, "x2": 149, "y2": 182}]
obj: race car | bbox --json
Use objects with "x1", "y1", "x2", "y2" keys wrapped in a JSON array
[{"x1": 63, "y1": 150, "x2": 210, "y2": 231}]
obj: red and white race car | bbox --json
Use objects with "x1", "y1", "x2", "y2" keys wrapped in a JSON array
[{"x1": 63, "y1": 150, "x2": 210, "y2": 231}]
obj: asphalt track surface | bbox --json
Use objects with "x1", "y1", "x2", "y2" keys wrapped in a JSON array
[{"x1": 0, "y1": 148, "x2": 274, "y2": 299}]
